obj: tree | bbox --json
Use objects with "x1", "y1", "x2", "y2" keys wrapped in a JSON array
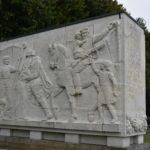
[{"x1": 0, "y1": 0, "x2": 125, "y2": 40}]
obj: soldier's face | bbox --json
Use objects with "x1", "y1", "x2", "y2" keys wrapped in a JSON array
[
  {"x1": 105, "y1": 65, "x2": 111, "y2": 71},
  {"x1": 75, "y1": 34, "x2": 82, "y2": 40},
  {"x1": 49, "y1": 46, "x2": 55, "y2": 55},
  {"x1": 82, "y1": 31, "x2": 89, "y2": 39},
  {"x1": 3, "y1": 58, "x2": 10, "y2": 65},
  {"x1": 100, "y1": 64, "x2": 105, "y2": 71}
]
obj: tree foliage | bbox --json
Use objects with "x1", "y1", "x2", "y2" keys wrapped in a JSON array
[{"x1": 0, "y1": 0, "x2": 125, "y2": 40}]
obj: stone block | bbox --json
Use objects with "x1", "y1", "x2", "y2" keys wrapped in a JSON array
[
  {"x1": 12, "y1": 129, "x2": 29, "y2": 138},
  {"x1": 107, "y1": 137, "x2": 130, "y2": 148},
  {"x1": 0, "y1": 129, "x2": 10, "y2": 137},
  {"x1": 30, "y1": 131, "x2": 42, "y2": 140},
  {"x1": 65, "y1": 134, "x2": 80, "y2": 144},
  {"x1": 80, "y1": 135, "x2": 107, "y2": 145},
  {"x1": 133, "y1": 135, "x2": 144, "y2": 144}
]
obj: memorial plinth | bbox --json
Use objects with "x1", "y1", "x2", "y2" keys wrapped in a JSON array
[{"x1": 0, "y1": 12, "x2": 147, "y2": 148}]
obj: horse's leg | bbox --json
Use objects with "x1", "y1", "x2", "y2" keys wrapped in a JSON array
[
  {"x1": 82, "y1": 81, "x2": 92, "y2": 89},
  {"x1": 49, "y1": 92, "x2": 57, "y2": 120},
  {"x1": 50, "y1": 86, "x2": 65, "y2": 120},
  {"x1": 72, "y1": 73, "x2": 82, "y2": 95},
  {"x1": 53, "y1": 86, "x2": 64, "y2": 97},
  {"x1": 65, "y1": 86, "x2": 77, "y2": 120}
]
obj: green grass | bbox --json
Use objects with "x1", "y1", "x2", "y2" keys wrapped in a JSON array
[{"x1": 144, "y1": 133, "x2": 150, "y2": 142}]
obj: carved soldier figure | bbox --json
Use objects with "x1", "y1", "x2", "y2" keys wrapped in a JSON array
[
  {"x1": 91, "y1": 60, "x2": 119, "y2": 124},
  {"x1": 72, "y1": 22, "x2": 118, "y2": 95},
  {"x1": 0, "y1": 56, "x2": 17, "y2": 117},
  {"x1": 72, "y1": 32, "x2": 87, "y2": 94},
  {"x1": 20, "y1": 49, "x2": 54, "y2": 120}
]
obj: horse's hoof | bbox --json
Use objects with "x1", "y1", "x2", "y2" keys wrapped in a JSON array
[
  {"x1": 72, "y1": 114, "x2": 78, "y2": 120},
  {"x1": 47, "y1": 113, "x2": 54, "y2": 120},
  {"x1": 111, "y1": 119, "x2": 120, "y2": 124}
]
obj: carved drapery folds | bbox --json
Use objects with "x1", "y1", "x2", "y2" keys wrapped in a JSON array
[{"x1": 126, "y1": 114, "x2": 147, "y2": 134}]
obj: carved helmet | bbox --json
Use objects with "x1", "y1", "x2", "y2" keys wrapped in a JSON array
[
  {"x1": 26, "y1": 49, "x2": 36, "y2": 57},
  {"x1": 80, "y1": 27, "x2": 89, "y2": 34}
]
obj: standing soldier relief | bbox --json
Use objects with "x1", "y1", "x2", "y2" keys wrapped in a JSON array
[
  {"x1": 0, "y1": 56, "x2": 17, "y2": 118},
  {"x1": 20, "y1": 49, "x2": 54, "y2": 120}
]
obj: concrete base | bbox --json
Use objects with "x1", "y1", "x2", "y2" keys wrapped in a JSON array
[
  {"x1": 0, "y1": 129, "x2": 10, "y2": 137},
  {"x1": 107, "y1": 137, "x2": 130, "y2": 148},
  {"x1": 0, "y1": 136, "x2": 149, "y2": 150},
  {"x1": 65, "y1": 134, "x2": 79, "y2": 144},
  {"x1": 0, "y1": 128, "x2": 146, "y2": 148},
  {"x1": 134, "y1": 135, "x2": 144, "y2": 144},
  {"x1": 30, "y1": 131, "x2": 42, "y2": 140}
]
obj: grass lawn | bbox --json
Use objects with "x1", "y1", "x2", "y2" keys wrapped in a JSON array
[{"x1": 144, "y1": 133, "x2": 150, "y2": 142}]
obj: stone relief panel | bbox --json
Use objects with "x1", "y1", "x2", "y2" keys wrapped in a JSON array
[
  {"x1": 0, "y1": 16, "x2": 145, "y2": 135},
  {"x1": 48, "y1": 21, "x2": 121, "y2": 124},
  {"x1": 0, "y1": 44, "x2": 26, "y2": 119},
  {"x1": 20, "y1": 49, "x2": 54, "y2": 121},
  {"x1": 0, "y1": 44, "x2": 55, "y2": 121},
  {"x1": 90, "y1": 59, "x2": 120, "y2": 124}
]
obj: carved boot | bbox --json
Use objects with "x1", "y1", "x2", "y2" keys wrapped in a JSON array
[
  {"x1": 111, "y1": 118, "x2": 120, "y2": 124},
  {"x1": 88, "y1": 111, "x2": 95, "y2": 122},
  {"x1": 72, "y1": 113, "x2": 78, "y2": 120},
  {"x1": 75, "y1": 86, "x2": 82, "y2": 95},
  {"x1": 46, "y1": 112, "x2": 53, "y2": 120}
]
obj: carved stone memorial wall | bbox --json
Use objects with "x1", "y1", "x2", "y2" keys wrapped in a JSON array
[{"x1": 0, "y1": 13, "x2": 146, "y2": 148}]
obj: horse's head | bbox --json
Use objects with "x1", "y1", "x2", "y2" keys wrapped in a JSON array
[{"x1": 48, "y1": 43, "x2": 68, "y2": 58}]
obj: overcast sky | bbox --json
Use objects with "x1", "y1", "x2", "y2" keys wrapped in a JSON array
[{"x1": 117, "y1": 0, "x2": 150, "y2": 31}]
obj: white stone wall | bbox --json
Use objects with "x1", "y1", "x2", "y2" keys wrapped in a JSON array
[{"x1": 0, "y1": 13, "x2": 146, "y2": 142}]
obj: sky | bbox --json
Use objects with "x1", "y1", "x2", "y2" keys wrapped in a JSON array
[{"x1": 117, "y1": 0, "x2": 150, "y2": 31}]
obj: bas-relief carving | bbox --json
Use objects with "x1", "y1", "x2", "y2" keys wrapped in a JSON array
[
  {"x1": 0, "y1": 44, "x2": 55, "y2": 121},
  {"x1": 0, "y1": 21, "x2": 121, "y2": 125},
  {"x1": 0, "y1": 44, "x2": 27, "y2": 119},
  {"x1": 0, "y1": 56, "x2": 17, "y2": 118},
  {"x1": 48, "y1": 21, "x2": 120, "y2": 124},
  {"x1": 90, "y1": 60, "x2": 119, "y2": 124},
  {"x1": 20, "y1": 49, "x2": 54, "y2": 120},
  {"x1": 0, "y1": 19, "x2": 145, "y2": 134},
  {"x1": 126, "y1": 114, "x2": 147, "y2": 134}
]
